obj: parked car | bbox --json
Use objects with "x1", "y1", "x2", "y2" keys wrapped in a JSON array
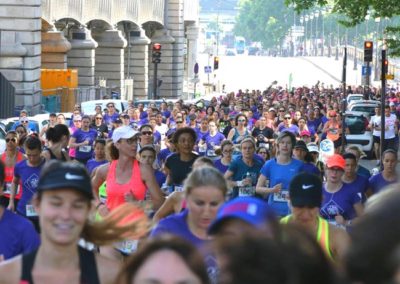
[
  {"x1": 81, "y1": 99, "x2": 128, "y2": 115},
  {"x1": 346, "y1": 94, "x2": 364, "y2": 105},
  {"x1": 345, "y1": 111, "x2": 373, "y2": 158},
  {"x1": 347, "y1": 100, "x2": 380, "y2": 118}
]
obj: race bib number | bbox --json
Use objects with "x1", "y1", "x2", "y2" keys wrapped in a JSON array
[
  {"x1": 207, "y1": 149, "x2": 216, "y2": 157},
  {"x1": 79, "y1": 145, "x2": 91, "y2": 153},
  {"x1": 115, "y1": 240, "x2": 138, "y2": 255},
  {"x1": 26, "y1": 204, "x2": 38, "y2": 217},
  {"x1": 273, "y1": 190, "x2": 289, "y2": 202},
  {"x1": 239, "y1": 186, "x2": 256, "y2": 197},
  {"x1": 3, "y1": 183, "x2": 12, "y2": 195},
  {"x1": 174, "y1": 185, "x2": 184, "y2": 192}
]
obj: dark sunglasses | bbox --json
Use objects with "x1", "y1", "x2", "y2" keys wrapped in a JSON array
[
  {"x1": 284, "y1": 117, "x2": 291, "y2": 120},
  {"x1": 6, "y1": 138, "x2": 17, "y2": 143},
  {"x1": 141, "y1": 131, "x2": 153, "y2": 136},
  {"x1": 21, "y1": 121, "x2": 28, "y2": 124},
  {"x1": 238, "y1": 119, "x2": 246, "y2": 122},
  {"x1": 95, "y1": 117, "x2": 103, "y2": 120}
]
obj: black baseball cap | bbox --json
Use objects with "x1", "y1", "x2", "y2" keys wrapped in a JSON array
[
  {"x1": 289, "y1": 173, "x2": 322, "y2": 208},
  {"x1": 37, "y1": 161, "x2": 93, "y2": 200}
]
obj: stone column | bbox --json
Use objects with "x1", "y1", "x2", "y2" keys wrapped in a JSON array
[
  {"x1": 41, "y1": 29, "x2": 72, "y2": 69},
  {"x1": 150, "y1": 29, "x2": 175, "y2": 99},
  {"x1": 0, "y1": 0, "x2": 42, "y2": 113},
  {"x1": 67, "y1": 27, "x2": 98, "y2": 87},
  {"x1": 125, "y1": 28, "x2": 150, "y2": 100},
  {"x1": 162, "y1": 0, "x2": 186, "y2": 98},
  {"x1": 185, "y1": 25, "x2": 199, "y2": 79},
  {"x1": 93, "y1": 29, "x2": 127, "y2": 92}
]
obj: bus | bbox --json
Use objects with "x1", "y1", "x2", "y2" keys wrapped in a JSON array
[{"x1": 235, "y1": 36, "x2": 245, "y2": 54}]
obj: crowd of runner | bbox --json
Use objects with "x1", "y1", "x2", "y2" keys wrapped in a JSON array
[{"x1": 1, "y1": 83, "x2": 400, "y2": 283}]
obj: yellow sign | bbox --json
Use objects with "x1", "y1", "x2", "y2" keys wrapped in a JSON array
[{"x1": 386, "y1": 74, "x2": 395, "y2": 80}]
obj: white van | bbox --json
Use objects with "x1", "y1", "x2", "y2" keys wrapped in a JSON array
[{"x1": 81, "y1": 100, "x2": 129, "y2": 115}]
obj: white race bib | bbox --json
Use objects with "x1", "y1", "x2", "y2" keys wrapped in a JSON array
[
  {"x1": 273, "y1": 190, "x2": 289, "y2": 202},
  {"x1": 115, "y1": 240, "x2": 138, "y2": 255},
  {"x1": 239, "y1": 186, "x2": 256, "y2": 197},
  {"x1": 174, "y1": 185, "x2": 184, "y2": 192},
  {"x1": 207, "y1": 149, "x2": 216, "y2": 157},
  {"x1": 26, "y1": 204, "x2": 38, "y2": 217},
  {"x1": 79, "y1": 145, "x2": 91, "y2": 153},
  {"x1": 3, "y1": 182, "x2": 12, "y2": 195}
]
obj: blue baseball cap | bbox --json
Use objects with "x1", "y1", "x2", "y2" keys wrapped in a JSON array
[{"x1": 208, "y1": 197, "x2": 275, "y2": 235}]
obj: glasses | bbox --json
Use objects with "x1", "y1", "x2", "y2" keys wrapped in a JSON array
[
  {"x1": 141, "y1": 131, "x2": 153, "y2": 136},
  {"x1": 238, "y1": 119, "x2": 246, "y2": 122},
  {"x1": 6, "y1": 138, "x2": 17, "y2": 143},
  {"x1": 176, "y1": 121, "x2": 183, "y2": 124},
  {"x1": 121, "y1": 137, "x2": 138, "y2": 145},
  {"x1": 223, "y1": 149, "x2": 234, "y2": 154},
  {"x1": 96, "y1": 117, "x2": 102, "y2": 120},
  {"x1": 21, "y1": 121, "x2": 28, "y2": 124},
  {"x1": 74, "y1": 120, "x2": 81, "y2": 122},
  {"x1": 279, "y1": 110, "x2": 285, "y2": 112},
  {"x1": 284, "y1": 117, "x2": 291, "y2": 120}
]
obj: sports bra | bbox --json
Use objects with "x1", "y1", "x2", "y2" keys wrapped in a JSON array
[
  {"x1": 20, "y1": 246, "x2": 100, "y2": 284},
  {"x1": 46, "y1": 148, "x2": 67, "y2": 161}
]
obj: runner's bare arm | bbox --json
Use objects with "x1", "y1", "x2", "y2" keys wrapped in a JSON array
[
  {"x1": 91, "y1": 163, "x2": 109, "y2": 205},
  {"x1": 140, "y1": 163, "x2": 165, "y2": 210},
  {"x1": 0, "y1": 255, "x2": 22, "y2": 284},
  {"x1": 7, "y1": 176, "x2": 20, "y2": 212},
  {"x1": 153, "y1": 191, "x2": 183, "y2": 223}
]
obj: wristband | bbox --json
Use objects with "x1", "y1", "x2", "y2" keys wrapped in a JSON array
[{"x1": 96, "y1": 202, "x2": 105, "y2": 209}]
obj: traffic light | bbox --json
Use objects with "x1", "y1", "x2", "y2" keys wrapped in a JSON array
[
  {"x1": 364, "y1": 41, "x2": 373, "y2": 62},
  {"x1": 152, "y1": 43, "x2": 162, "y2": 64},
  {"x1": 214, "y1": 56, "x2": 219, "y2": 70},
  {"x1": 383, "y1": 59, "x2": 389, "y2": 74}
]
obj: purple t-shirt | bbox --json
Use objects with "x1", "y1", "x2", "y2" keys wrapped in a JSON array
[
  {"x1": 14, "y1": 159, "x2": 45, "y2": 216},
  {"x1": 320, "y1": 183, "x2": 362, "y2": 221},
  {"x1": 278, "y1": 124, "x2": 300, "y2": 136},
  {"x1": 72, "y1": 128, "x2": 98, "y2": 159},
  {"x1": 344, "y1": 175, "x2": 369, "y2": 202},
  {"x1": 214, "y1": 158, "x2": 229, "y2": 174},
  {"x1": 150, "y1": 210, "x2": 205, "y2": 248},
  {"x1": 103, "y1": 113, "x2": 119, "y2": 125},
  {"x1": 369, "y1": 173, "x2": 398, "y2": 194},
  {"x1": 0, "y1": 208, "x2": 40, "y2": 259},
  {"x1": 86, "y1": 159, "x2": 108, "y2": 175},
  {"x1": 201, "y1": 132, "x2": 225, "y2": 157}
]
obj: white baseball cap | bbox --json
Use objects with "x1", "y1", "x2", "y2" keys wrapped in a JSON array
[
  {"x1": 307, "y1": 142, "x2": 319, "y2": 153},
  {"x1": 112, "y1": 126, "x2": 139, "y2": 143}
]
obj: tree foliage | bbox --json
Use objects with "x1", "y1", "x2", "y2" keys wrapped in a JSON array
[
  {"x1": 234, "y1": 0, "x2": 295, "y2": 49},
  {"x1": 286, "y1": 0, "x2": 400, "y2": 55}
]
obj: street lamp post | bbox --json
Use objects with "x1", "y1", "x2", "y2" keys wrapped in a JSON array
[
  {"x1": 374, "y1": 18, "x2": 381, "y2": 81},
  {"x1": 335, "y1": 21, "x2": 339, "y2": 60},
  {"x1": 353, "y1": 25, "x2": 358, "y2": 70}
]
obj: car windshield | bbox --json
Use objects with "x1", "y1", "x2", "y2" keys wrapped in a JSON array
[
  {"x1": 352, "y1": 106, "x2": 376, "y2": 116},
  {"x1": 0, "y1": 127, "x2": 5, "y2": 139},
  {"x1": 346, "y1": 115, "x2": 368, "y2": 135}
]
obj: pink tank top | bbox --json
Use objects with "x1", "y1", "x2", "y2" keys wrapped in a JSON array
[
  {"x1": 1, "y1": 152, "x2": 24, "y2": 199},
  {"x1": 106, "y1": 159, "x2": 146, "y2": 211}
]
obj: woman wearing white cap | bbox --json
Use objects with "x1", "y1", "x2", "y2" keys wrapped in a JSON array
[{"x1": 92, "y1": 126, "x2": 164, "y2": 217}]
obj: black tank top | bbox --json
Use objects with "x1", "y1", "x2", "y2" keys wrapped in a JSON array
[
  {"x1": 20, "y1": 247, "x2": 100, "y2": 284},
  {"x1": 47, "y1": 148, "x2": 67, "y2": 161}
]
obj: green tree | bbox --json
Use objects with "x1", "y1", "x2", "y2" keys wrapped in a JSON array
[
  {"x1": 234, "y1": 0, "x2": 295, "y2": 49},
  {"x1": 286, "y1": 0, "x2": 400, "y2": 55}
]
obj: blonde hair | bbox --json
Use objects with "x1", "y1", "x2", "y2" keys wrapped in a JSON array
[{"x1": 183, "y1": 166, "x2": 228, "y2": 196}]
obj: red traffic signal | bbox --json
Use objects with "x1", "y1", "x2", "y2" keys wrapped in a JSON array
[
  {"x1": 152, "y1": 43, "x2": 162, "y2": 64},
  {"x1": 214, "y1": 56, "x2": 219, "y2": 70},
  {"x1": 153, "y1": 43, "x2": 162, "y2": 51},
  {"x1": 383, "y1": 59, "x2": 389, "y2": 74},
  {"x1": 364, "y1": 41, "x2": 373, "y2": 62}
]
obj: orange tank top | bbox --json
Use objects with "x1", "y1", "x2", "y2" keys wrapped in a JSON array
[
  {"x1": 106, "y1": 159, "x2": 146, "y2": 211},
  {"x1": 1, "y1": 152, "x2": 24, "y2": 199}
]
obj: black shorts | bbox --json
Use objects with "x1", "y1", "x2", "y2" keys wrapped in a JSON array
[{"x1": 373, "y1": 136, "x2": 380, "y2": 144}]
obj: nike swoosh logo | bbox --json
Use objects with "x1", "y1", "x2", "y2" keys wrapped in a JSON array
[
  {"x1": 302, "y1": 184, "x2": 313, "y2": 190},
  {"x1": 65, "y1": 173, "x2": 84, "y2": 180}
]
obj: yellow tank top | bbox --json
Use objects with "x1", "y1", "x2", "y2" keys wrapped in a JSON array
[{"x1": 280, "y1": 215, "x2": 333, "y2": 260}]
